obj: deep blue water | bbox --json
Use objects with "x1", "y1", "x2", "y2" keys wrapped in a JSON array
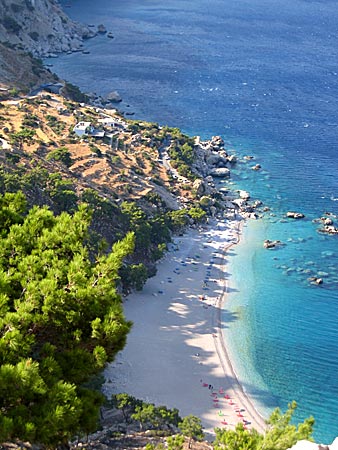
[{"x1": 50, "y1": 0, "x2": 338, "y2": 442}]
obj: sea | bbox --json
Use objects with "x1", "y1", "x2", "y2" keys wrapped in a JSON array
[{"x1": 48, "y1": 0, "x2": 338, "y2": 443}]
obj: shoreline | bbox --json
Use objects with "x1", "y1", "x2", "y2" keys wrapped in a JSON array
[
  {"x1": 212, "y1": 220, "x2": 267, "y2": 433},
  {"x1": 103, "y1": 217, "x2": 267, "y2": 437}
]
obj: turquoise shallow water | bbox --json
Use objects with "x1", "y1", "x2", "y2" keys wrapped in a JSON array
[
  {"x1": 223, "y1": 217, "x2": 338, "y2": 441},
  {"x1": 50, "y1": 0, "x2": 338, "y2": 442}
]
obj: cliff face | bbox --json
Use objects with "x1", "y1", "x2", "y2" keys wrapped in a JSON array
[
  {"x1": 0, "y1": 43, "x2": 56, "y2": 89},
  {"x1": 0, "y1": 0, "x2": 94, "y2": 89},
  {"x1": 0, "y1": 0, "x2": 92, "y2": 56}
]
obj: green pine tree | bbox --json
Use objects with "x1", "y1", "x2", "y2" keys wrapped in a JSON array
[{"x1": 0, "y1": 192, "x2": 134, "y2": 445}]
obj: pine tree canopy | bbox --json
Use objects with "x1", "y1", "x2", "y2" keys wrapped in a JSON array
[{"x1": 0, "y1": 192, "x2": 134, "y2": 445}]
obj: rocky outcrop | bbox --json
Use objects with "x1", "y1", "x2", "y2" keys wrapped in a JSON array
[
  {"x1": 192, "y1": 136, "x2": 236, "y2": 177},
  {"x1": 0, "y1": 0, "x2": 94, "y2": 58},
  {"x1": 104, "y1": 91, "x2": 123, "y2": 103},
  {"x1": 315, "y1": 215, "x2": 338, "y2": 235}
]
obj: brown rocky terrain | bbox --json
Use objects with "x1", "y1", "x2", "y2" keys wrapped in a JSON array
[{"x1": 0, "y1": 92, "x2": 193, "y2": 204}]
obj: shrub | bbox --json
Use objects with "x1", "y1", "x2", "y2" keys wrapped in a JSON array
[{"x1": 46, "y1": 146, "x2": 72, "y2": 167}]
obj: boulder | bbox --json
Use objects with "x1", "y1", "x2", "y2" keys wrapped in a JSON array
[
  {"x1": 227, "y1": 154, "x2": 237, "y2": 164},
  {"x1": 193, "y1": 179, "x2": 206, "y2": 196},
  {"x1": 308, "y1": 276, "x2": 323, "y2": 285},
  {"x1": 252, "y1": 164, "x2": 261, "y2": 170},
  {"x1": 232, "y1": 199, "x2": 245, "y2": 208},
  {"x1": 239, "y1": 190, "x2": 250, "y2": 200},
  {"x1": 209, "y1": 167, "x2": 230, "y2": 177},
  {"x1": 263, "y1": 239, "x2": 284, "y2": 249},
  {"x1": 322, "y1": 225, "x2": 338, "y2": 235},
  {"x1": 97, "y1": 24, "x2": 107, "y2": 34},
  {"x1": 286, "y1": 211, "x2": 305, "y2": 219},
  {"x1": 206, "y1": 153, "x2": 222, "y2": 166},
  {"x1": 105, "y1": 91, "x2": 122, "y2": 103},
  {"x1": 323, "y1": 217, "x2": 333, "y2": 225}
]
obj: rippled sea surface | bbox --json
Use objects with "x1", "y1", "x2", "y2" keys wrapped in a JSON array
[{"x1": 51, "y1": 0, "x2": 338, "y2": 442}]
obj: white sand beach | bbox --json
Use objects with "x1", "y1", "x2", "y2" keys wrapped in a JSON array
[{"x1": 103, "y1": 218, "x2": 267, "y2": 436}]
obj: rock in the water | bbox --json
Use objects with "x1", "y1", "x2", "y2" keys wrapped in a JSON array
[
  {"x1": 286, "y1": 211, "x2": 305, "y2": 219},
  {"x1": 98, "y1": 24, "x2": 107, "y2": 34},
  {"x1": 323, "y1": 217, "x2": 333, "y2": 225},
  {"x1": 308, "y1": 276, "x2": 323, "y2": 285},
  {"x1": 227, "y1": 154, "x2": 237, "y2": 164},
  {"x1": 263, "y1": 239, "x2": 284, "y2": 249},
  {"x1": 252, "y1": 164, "x2": 261, "y2": 170},
  {"x1": 239, "y1": 190, "x2": 250, "y2": 200},
  {"x1": 105, "y1": 91, "x2": 122, "y2": 103},
  {"x1": 322, "y1": 225, "x2": 338, "y2": 234}
]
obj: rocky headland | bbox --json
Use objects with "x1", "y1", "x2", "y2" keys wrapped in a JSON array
[{"x1": 0, "y1": 0, "x2": 96, "y2": 90}]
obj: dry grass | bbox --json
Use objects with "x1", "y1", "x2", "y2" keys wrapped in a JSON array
[{"x1": 0, "y1": 93, "x2": 193, "y2": 207}]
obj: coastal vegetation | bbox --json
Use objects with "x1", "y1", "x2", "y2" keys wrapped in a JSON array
[
  {"x1": 0, "y1": 92, "x2": 215, "y2": 446},
  {"x1": 0, "y1": 91, "x2": 317, "y2": 449},
  {"x1": 88, "y1": 396, "x2": 314, "y2": 450},
  {"x1": 0, "y1": 192, "x2": 133, "y2": 445}
]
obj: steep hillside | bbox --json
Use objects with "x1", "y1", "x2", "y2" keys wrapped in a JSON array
[
  {"x1": 0, "y1": 92, "x2": 213, "y2": 281},
  {"x1": 0, "y1": 0, "x2": 93, "y2": 89},
  {"x1": 0, "y1": 43, "x2": 57, "y2": 90},
  {"x1": 0, "y1": 89, "x2": 259, "y2": 277},
  {"x1": 0, "y1": 0, "x2": 92, "y2": 56}
]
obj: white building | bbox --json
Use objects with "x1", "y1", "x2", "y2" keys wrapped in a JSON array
[
  {"x1": 98, "y1": 117, "x2": 127, "y2": 129},
  {"x1": 73, "y1": 121, "x2": 92, "y2": 137}
]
